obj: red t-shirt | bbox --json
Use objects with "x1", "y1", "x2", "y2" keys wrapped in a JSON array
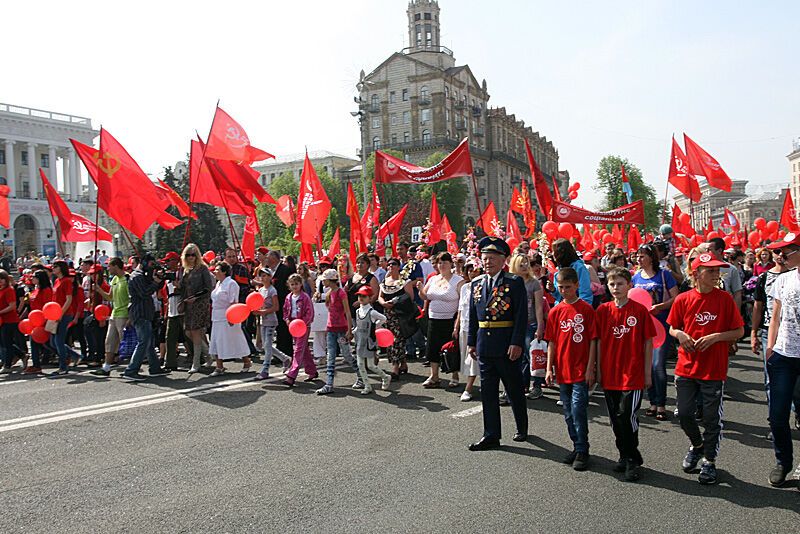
[
  {"x1": 53, "y1": 277, "x2": 73, "y2": 306},
  {"x1": 0, "y1": 286, "x2": 19, "y2": 323},
  {"x1": 29, "y1": 287, "x2": 53, "y2": 311},
  {"x1": 666, "y1": 287, "x2": 744, "y2": 381},
  {"x1": 543, "y1": 298, "x2": 596, "y2": 384},
  {"x1": 596, "y1": 300, "x2": 656, "y2": 390}
]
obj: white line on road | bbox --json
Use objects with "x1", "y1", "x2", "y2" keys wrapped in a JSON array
[{"x1": 451, "y1": 405, "x2": 483, "y2": 418}]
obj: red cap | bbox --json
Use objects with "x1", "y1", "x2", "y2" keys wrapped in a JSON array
[
  {"x1": 257, "y1": 246, "x2": 269, "y2": 254},
  {"x1": 767, "y1": 232, "x2": 800, "y2": 249},
  {"x1": 88, "y1": 264, "x2": 103, "y2": 274},
  {"x1": 691, "y1": 253, "x2": 728, "y2": 270},
  {"x1": 160, "y1": 251, "x2": 180, "y2": 262},
  {"x1": 356, "y1": 286, "x2": 373, "y2": 297},
  {"x1": 319, "y1": 256, "x2": 333, "y2": 265},
  {"x1": 582, "y1": 252, "x2": 596, "y2": 261}
]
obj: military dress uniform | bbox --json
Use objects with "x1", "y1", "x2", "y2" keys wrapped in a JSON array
[{"x1": 467, "y1": 237, "x2": 528, "y2": 447}]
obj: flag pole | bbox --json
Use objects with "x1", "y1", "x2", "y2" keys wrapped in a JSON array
[
  {"x1": 119, "y1": 227, "x2": 140, "y2": 257},
  {"x1": 469, "y1": 172, "x2": 483, "y2": 230}
]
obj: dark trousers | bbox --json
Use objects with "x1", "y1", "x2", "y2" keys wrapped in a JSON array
[
  {"x1": 766, "y1": 351, "x2": 800, "y2": 468},
  {"x1": 676, "y1": 376, "x2": 724, "y2": 461},
  {"x1": 0, "y1": 323, "x2": 23, "y2": 367},
  {"x1": 84, "y1": 317, "x2": 107, "y2": 362},
  {"x1": 479, "y1": 356, "x2": 528, "y2": 440},
  {"x1": 275, "y1": 316, "x2": 292, "y2": 357},
  {"x1": 604, "y1": 389, "x2": 644, "y2": 464},
  {"x1": 164, "y1": 315, "x2": 191, "y2": 368}
]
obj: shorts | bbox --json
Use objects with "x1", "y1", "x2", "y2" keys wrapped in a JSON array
[{"x1": 104, "y1": 317, "x2": 128, "y2": 353}]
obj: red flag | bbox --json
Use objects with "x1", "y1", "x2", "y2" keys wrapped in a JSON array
[
  {"x1": 155, "y1": 179, "x2": 196, "y2": 219},
  {"x1": 671, "y1": 204, "x2": 696, "y2": 238},
  {"x1": 275, "y1": 195, "x2": 295, "y2": 226},
  {"x1": 705, "y1": 217, "x2": 715, "y2": 237},
  {"x1": 327, "y1": 228, "x2": 341, "y2": 258},
  {"x1": 372, "y1": 181, "x2": 381, "y2": 223},
  {"x1": 580, "y1": 225, "x2": 595, "y2": 253},
  {"x1": 300, "y1": 243, "x2": 315, "y2": 265},
  {"x1": 294, "y1": 153, "x2": 331, "y2": 244},
  {"x1": 241, "y1": 211, "x2": 259, "y2": 260},
  {"x1": 0, "y1": 185, "x2": 8, "y2": 229},
  {"x1": 780, "y1": 189, "x2": 800, "y2": 233},
  {"x1": 551, "y1": 175, "x2": 562, "y2": 202},
  {"x1": 426, "y1": 192, "x2": 442, "y2": 245},
  {"x1": 627, "y1": 225, "x2": 642, "y2": 252},
  {"x1": 505, "y1": 210, "x2": 522, "y2": 251},
  {"x1": 190, "y1": 140, "x2": 250, "y2": 214},
  {"x1": 668, "y1": 136, "x2": 701, "y2": 203},
  {"x1": 375, "y1": 138, "x2": 473, "y2": 184},
  {"x1": 720, "y1": 207, "x2": 740, "y2": 233},
  {"x1": 477, "y1": 201, "x2": 501, "y2": 237},
  {"x1": 346, "y1": 182, "x2": 367, "y2": 254},
  {"x1": 40, "y1": 169, "x2": 113, "y2": 242},
  {"x1": 205, "y1": 106, "x2": 274, "y2": 164},
  {"x1": 524, "y1": 139, "x2": 553, "y2": 220},
  {"x1": 612, "y1": 224, "x2": 624, "y2": 244},
  {"x1": 684, "y1": 134, "x2": 732, "y2": 192},
  {"x1": 441, "y1": 214, "x2": 459, "y2": 255},
  {"x1": 361, "y1": 201, "x2": 374, "y2": 245},
  {"x1": 377, "y1": 204, "x2": 408, "y2": 256}
]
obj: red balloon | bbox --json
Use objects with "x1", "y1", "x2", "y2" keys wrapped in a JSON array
[
  {"x1": 31, "y1": 326, "x2": 50, "y2": 344},
  {"x1": 569, "y1": 191, "x2": 578, "y2": 200},
  {"x1": 652, "y1": 317, "x2": 666, "y2": 349},
  {"x1": 375, "y1": 328, "x2": 395, "y2": 348},
  {"x1": 203, "y1": 251, "x2": 216, "y2": 263},
  {"x1": 530, "y1": 240, "x2": 539, "y2": 249},
  {"x1": 43, "y1": 302, "x2": 62, "y2": 321},
  {"x1": 778, "y1": 230, "x2": 787, "y2": 239},
  {"x1": 19, "y1": 319, "x2": 34, "y2": 335},
  {"x1": 707, "y1": 231, "x2": 720, "y2": 241},
  {"x1": 245, "y1": 291, "x2": 265, "y2": 312},
  {"x1": 602, "y1": 234, "x2": 614, "y2": 244},
  {"x1": 754, "y1": 217, "x2": 766, "y2": 231},
  {"x1": 628, "y1": 288, "x2": 652, "y2": 308},
  {"x1": 558, "y1": 222, "x2": 573, "y2": 239},
  {"x1": 571, "y1": 182, "x2": 581, "y2": 191},
  {"x1": 766, "y1": 220, "x2": 779, "y2": 233},
  {"x1": 288, "y1": 318, "x2": 308, "y2": 338},
  {"x1": 225, "y1": 303, "x2": 250, "y2": 324},
  {"x1": 748, "y1": 231, "x2": 761, "y2": 247},
  {"x1": 28, "y1": 309, "x2": 46, "y2": 328},
  {"x1": 94, "y1": 304, "x2": 111, "y2": 321},
  {"x1": 542, "y1": 221, "x2": 558, "y2": 239},
  {"x1": 678, "y1": 213, "x2": 691, "y2": 224}
]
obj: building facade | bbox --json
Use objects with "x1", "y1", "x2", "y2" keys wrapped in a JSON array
[
  {"x1": 728, "y1": 190, "x2": 786, "y2": 230},
  {"x1": 357, "y1": 0, "x2": 562, "y2": 229},
  {"x1": 788, "y1": 138, "x2": 800, "y2": 211},
  {"x1": 673, "y1": 179, "x2": 748, "y2": 230},
  {"x1": 251, "y1": 150, "x2": 359, "y2": 189},
  {"x1": 0, "y1": 103, "x2": 113, "y2": 259}
]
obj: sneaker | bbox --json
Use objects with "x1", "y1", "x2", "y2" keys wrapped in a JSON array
[
  {"x1": 209, "y1": 368, "x2": 225, "y2": 377},
  {"x1": 381, "y1": 374, "x2": 392, "y2": 391},
  {"x1": 698, "y1": 460, "x2": 717, "y2": 485},
  {"x1": 460, "y1": 390, "x2": 473, "y2": 402},
  {"x1": 526, "y1": 386, "x2": 543, "y2": 399},
  {"x1": 23, "y1": 366, "x2": 42, "y2": 375},
  {"x1": 316, "y1": 384, "x2": 334, "y2": 395},
  {"x1": 624, "y1": 459, "x2": 641, "y2": 482},
  {"x1": 352, "y1": 378, "x2": 365, "y2": 389},
  {"x1": 682, "y1": 446, "x2": 703, "y2": 472},
  {"x1": 0, "y1": 366, "x2": 12, "y2": 375},
  {"x1": 499, "y1": 391, "x2": 510, "y2": 406},
  {"x1": 90, "y1": 368, "x2": 110, "y2": 377},
  {"x1": 187, "y1": 367, "x2": 199, "y2": 375},
  {"x1": 282, "y1": 378, "x2": 295, "y2": 387},
  {"x1": 613, "y1": 458, "x2": 626, "y2": 473},
  {"x1": 149, "y1": 368, "x2": 172, "y2": 376},
  {"x1": 121, "y1": 372, "x2": 146, "y2": 381},
  {"x1": 562, "y1": 450, "x2": 578, "y2": 465},
  {"x1": 768, "y1": 464, "x2": 791, "y2": 487},
  {"x1": 253, "y1": 372, "x2": 269, "y2": 381},
  {"x1": 556, "y1": 400, "x2": 564, "y2": 406},
  {"x1": 361, "y1": 387, "x2": 374, "y2": 395},
  {"x1": 572, "y1": 452, "x2": 590, "y2": 471},
  {"x1": 48, "y1": 369, "x2": 69, "y2": 378}
]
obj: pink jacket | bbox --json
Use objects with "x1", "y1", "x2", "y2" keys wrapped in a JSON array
[{"x1": 283, "y1": 290, "x2": 314, "y2": 326}]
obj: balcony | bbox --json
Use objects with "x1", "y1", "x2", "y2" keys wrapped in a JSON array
[
  {"x1": 454, "y1": 100, "x2": 466, "y2": 110},
  {"x1": 368, "y1": 103, "x2": 381, "y2": 113},
  {"x1": 417, "y1": 96, "x2": 431, "y2": 106},
  {"x1": 401, "y1": 45, "x2": 454, "y2": 57},
  {"x1": 474, "y1": 126, "x2": 484, "y2": 137},
  {"x1": 471, "y1": 105, "x2": 482, "y2": 117}
]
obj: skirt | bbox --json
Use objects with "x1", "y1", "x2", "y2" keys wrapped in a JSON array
[
  {"x1": 209, "y1": 320, "x2": 250, "y2": 360},
  {"x1": 425, "y1": 316, "x2": 456, "y2": 364},
  {"x1": 184, "y1": 297, "x2": 211, "y2": 331}
]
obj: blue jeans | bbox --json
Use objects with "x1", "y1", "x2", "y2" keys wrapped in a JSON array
[
  {"x1": 766, "y1": 351, "x2": 800, "y2": 468},
  {"x1": 258, "y1": 325, "x2": 290, "y2": 375},
  {"x1": 326, "y1": 331, "x2": 357, "y2": 386},
  {"x1": 124, "y1": 319, "x2": 160, "y2": 375},
  {"x1": 50, "y1": 314, "x2": 81, "y2": 371},
  {"x1": 30, "y1": 341, "x2": 44, "y2": 368},
  {"x1": 559, "y1": 381, "x2": 590, "y2": 454},
  {"x1": 647, "y1": 318, "x2": 672, "y2": 407}
]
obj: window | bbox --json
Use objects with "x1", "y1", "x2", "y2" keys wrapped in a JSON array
[
  {"x1": 415, "y1": 25, "x2": 421, "y2": 46},
  {"x1": 403, "y1": 111, "x2": 411, "y2": 124},
  {"x1": 445, "y1": 109, "x2": 450, "y2": 121},
  {"x1": 421, "y1": 109, "x2": 431, "y2": 123},
  {"x1": 391, "y1": 134, "x2": 397, "y2": 145},
  {"x1": 414, "y1": 13, "x2": 421, "y2": 21},
  {"x1": 447, "y1": 130, "x2": 451, "y2": 138},
  {"x1": 390, "y1": 113, "x2": 397, "y2": 126},
  {"x1": 370, "y1": 94, "x2": 379, "y2": 107},
  {"x1": 372, "y1": 117, "x2": 380, "y2": 129},
  {"x1": 41, "y1": 154, "x2": 49, "y2": 168},
  {"x1": 372, "y1": 136, "x2": 381, "y2": 150},
  {"x1": 389, "y1": 91, "x2": 396, "y2": 104},
  {"x1": 0, "y1": 151, "x2": 4, "y2": 165},
  {"x1": 402, "y1": 88, "x2": 409, "y2": 101},
  {"x1": 424, "y1": 12, "x2": 431, "y2": 20},
  {"x1": 261, "y1": 174, "x2": 267, "y2": 186},
  {"x1": 404, "y1": 131, "x2": 410, "y2": 143},
  {"x1": 21, "y1": 150, "x2": 28, "y2": 166},
  {"x1": 420, "y1": 85, "x2": 429, "y2": 99},
  {"x1": 425, "y1": 25, "x2": 432, "y2": 47},
  {"x1": 422, "y1": 130, "x2": 431, "y2": 144},
  {"x1": 444, "y1": 86, "x2": 449, "y2": 98}
]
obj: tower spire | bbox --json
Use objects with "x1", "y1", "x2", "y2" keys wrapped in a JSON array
[{"x1": 407, "y1": 0, "x2": 441, "y2": 51}]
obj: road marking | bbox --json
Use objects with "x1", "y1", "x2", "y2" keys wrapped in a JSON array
[{"x1": 451, "y1": 405, "x2": 483, "y2": 418}]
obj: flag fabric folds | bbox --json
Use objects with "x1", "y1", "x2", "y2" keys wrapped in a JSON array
[
  {"x1": 327, "y1": 228, "x2": 341, "y2": 258},
  {"x1": 683, "y1": 134, "x2": 732, "y2": 192},
  {"x1": 241, "y1": 213, "x2": 259, "y2": 260},
  {"x1": 205, "y1": 106, "x2": 274, "y2": 165},
  {"x1": 668, "y1": 136, "x2": 701, "y2": 203},
  {"x1": 294, "y1": 153, "x2": 332, "y2": 244},
  {"x1": 621, "y1": 164, "x2": 633, "y2": 204},
  {"x1": 374, "y1": 138, "x2": 473, "y2": 184},
  {"x1": 155, "y1": 179, "x2": 196, "y2": 219},
  {"x1": 377, "y1": 204, "x2": 408, "y2": 256},
  {"x1": 275, "y1": 195, "x2": 296, "y2": 227},
  {"x1": 720, "y1": 207, "x2": 740, "y2": 233},
  {"x1": 477, "y1": 201, "x2": 501, "y2": 237},
  {"x1": 627, "y1": 225, "x2": 642, "y2": 252},
  {"x1": 426, "y1": 192, "x2": 442, "y2": 245},
  {"x1": 505, "y1": 210, "x2": 522, "y2": 251},
  {"x1": 441, "y1": 214, "x2": 459, "y2": 255},
  {"x1": 40, "y1": 169, "x2": 112, "y2": 242},
  {"x1": 780, "y1": 189, "x2": 800, "y2": 233},
  {"x1": 511, "y1": 183, "x2": 536, "y2": 238},
  {"x1": 524, "y1": 139, "x2": 553, "y2": 220},
  {"x1": 346, "y1": 182, "x2": 366, "y2": 258}
]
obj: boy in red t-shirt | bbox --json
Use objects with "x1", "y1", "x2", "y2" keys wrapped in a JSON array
[
  {"x1": 596, "y1": 267, "x2": 655, "y2": 482},
  {"x1": 667, "y1": 253, "x2": 744, "y2": 485},
  {"x1": 545, "y1": 267, "x2": 597, "y2": 471}
]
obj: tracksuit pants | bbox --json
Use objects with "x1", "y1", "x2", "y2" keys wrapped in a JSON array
[
  {"x1": 676, "y1": 376, "x2": 724, "y2": 461},
  {"x1": 604, "y1": 389, "x2": 644, "y2": 464}
]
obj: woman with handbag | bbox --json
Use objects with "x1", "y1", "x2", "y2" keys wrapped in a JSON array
[
  {"x1": 509, "y1": 254, "x2": 546, "y2": 399},
  {"x1": 48, "y1": 261, "x2": 83, "y2": 376},
  {"x1": 180, "y1": 243, "x2": 215, "y2": 374},
  {"x1": 378, "y1": 258, "x2": 415, "y2": 378}
]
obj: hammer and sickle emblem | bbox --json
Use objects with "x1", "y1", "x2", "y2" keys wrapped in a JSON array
[{"x1": 93, "y1": 151, "x2": 121, "y2": 178}]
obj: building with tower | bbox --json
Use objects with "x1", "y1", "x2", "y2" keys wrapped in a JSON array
[{"x1": 356, "y1": 0, "x2": 563, "y2": 229}]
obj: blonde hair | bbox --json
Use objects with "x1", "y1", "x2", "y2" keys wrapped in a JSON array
[
  {"x1": 508, "y1": 254, "x2": 533, "y2": 282},
  {"x1": 182, "y1": 243, "x2": 207, "y2": 272}
]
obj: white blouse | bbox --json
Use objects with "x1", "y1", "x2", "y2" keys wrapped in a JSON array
[
  {"x1": 424, "y1": 273, "x2": 463, "y2": 319},
  {"x1": 211, "y1": 276, "x2": 240, "y2": 322}
]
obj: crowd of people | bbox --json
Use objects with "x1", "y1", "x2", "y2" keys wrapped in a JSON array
[{"x1": 0, "y1": 224, "x2": 798, "y2": 491}]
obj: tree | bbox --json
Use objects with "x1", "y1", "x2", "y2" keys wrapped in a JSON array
[
  {"x1": 594, "y1": 155, "x2": 661, "y2": 232},
  {"x1": 154, "y1": 166, "x2": 185, "y2": 255}
]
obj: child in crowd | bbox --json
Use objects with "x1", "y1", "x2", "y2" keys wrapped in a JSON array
[
  {"x1": 282, "y1": 273, "x2": 317, "y2": 387},
  {"x1": 667, "y1": 253, "x2": 744, "y2": 485},
  {"x1": 455, "y1": 261, "x2": 480, "y2": 401},
  {"x1": 353, "y1": 286, "x2": 391, "y2": 394},
  {"x1": 254, "y1": 268, "x2": 290, "y2": 380},
  {"x1": 544, "y1": 267, "x2": 597, "y2": 471},
  {"x1": 316, "y1": 269, "x2": 357, "y2": 395},
  {"x1": 596, "y1": 267, "x2": 655, "y2": 481}
]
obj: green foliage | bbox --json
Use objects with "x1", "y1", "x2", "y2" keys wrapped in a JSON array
[{"x1": 593, "y1": 155, "x2": 661, "y2": 232}]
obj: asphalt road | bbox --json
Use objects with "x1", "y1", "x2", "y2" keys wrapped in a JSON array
[{"x1": 0, "y1": 344, "x2": 797, "y2": 533}]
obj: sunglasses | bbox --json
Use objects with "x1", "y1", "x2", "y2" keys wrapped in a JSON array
[
  {"x1": 775, "y1": 248, "x2": 799, "y2": 258},
  {"x1": 185, "y1": 253, "x2": 196, "y2": 257}
]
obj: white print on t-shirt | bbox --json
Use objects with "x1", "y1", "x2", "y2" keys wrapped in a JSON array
[
  {"x1": 559, "y1": 313, "x2": 585, "y2": 343},
  {"x1": 626, "y1": 316, "x2": 638, "y2": 327},
  {"x1": 695, "y1": 311, "x2": 718, "y2": 326}
]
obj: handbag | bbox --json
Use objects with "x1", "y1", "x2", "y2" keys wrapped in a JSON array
[
  {"x1": 439, "y1": 339, "x2": 460, "y2": 374},
  {"x1": 530, "y1": 339, "x2": 548, "y2": 377},
  {"x1": 45, "y1": 319, "x2": 59, "y2": 334}
]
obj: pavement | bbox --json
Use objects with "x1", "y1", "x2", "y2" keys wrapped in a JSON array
[{"x1": 0, "y1": 344, "x2": 797, "y2": 533}]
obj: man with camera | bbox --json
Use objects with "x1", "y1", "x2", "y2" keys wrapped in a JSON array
[{"x1": 121, "y1": 254, "x2": 172, "y2": 381}]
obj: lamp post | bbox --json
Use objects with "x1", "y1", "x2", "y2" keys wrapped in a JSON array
[
  {"x1": 353, "y1": 78, "x2": 376, "y2": 206},
  {"x1": 113, "y1": 233, "x2": 120, "y2": 257}
]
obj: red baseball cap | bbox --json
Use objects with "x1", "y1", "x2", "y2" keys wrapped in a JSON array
[
  {"x1": 582, "y1": 252, "x2": 596, "y2": 261},
  {"x1": 160, "y1": 251, "x2": 180, "y2": 262},
  {"x1": 257, "y1": 246, "x2": 269, "y2": 254},
  {"x1": 767, "y1": 232, "x2": 800, "y2": 249},
  {"x1": 691, "y1": 253, "x2": 728, "y2": 270},
  {"x1": 356, "y1": 286, "x2": 373, "y2": 297}
]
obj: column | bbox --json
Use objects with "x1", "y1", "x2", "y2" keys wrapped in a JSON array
[
  {"x1": 27, "y1": 142, "x2": 37, "y2": 199},
  {"x1": 48, "y1": 146, "x2": 57, "y2": 196},
  {"x1": 62, "y1": 152, "x2": 70, "y2": 198},
  {"x1": 3, "y1": 140, "x2": 15, "y2": 197},
  {"x1": 87, "y1": 173, "x2": 95, "y2": 201},
  {"x1": 68, "y1": 147, "x2": 78, "y2": 201}
]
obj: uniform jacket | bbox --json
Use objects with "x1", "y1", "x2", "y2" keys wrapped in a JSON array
[{"x1": 467, "y1": 271, "x2": 528, "y2": 358}]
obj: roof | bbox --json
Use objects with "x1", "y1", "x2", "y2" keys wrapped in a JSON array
[{"x1": 255, "y1": 150, "x2": 357, "y2": 167}]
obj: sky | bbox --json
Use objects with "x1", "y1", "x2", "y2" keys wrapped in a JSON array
[{"x1": 3, "y1": 0, "x2": 799, "y2": 210}]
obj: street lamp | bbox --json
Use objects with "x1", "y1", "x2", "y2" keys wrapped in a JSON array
[{"x1": 353, "y1": 78, "x2": 376, "y2": 206}]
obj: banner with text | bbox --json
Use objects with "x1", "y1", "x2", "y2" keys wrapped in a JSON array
[
  {"x1": 374, "y1": 138, "x2": 473, "y2": 184},
  {"x1": 551, "y1": 199, "x2": 645, "y2": 225}
]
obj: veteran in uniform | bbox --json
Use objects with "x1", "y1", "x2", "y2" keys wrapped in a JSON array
[{"x1": 467, "y1": 236, "x2": 529, "y2": 450}]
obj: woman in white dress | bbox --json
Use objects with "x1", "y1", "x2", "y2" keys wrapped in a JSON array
[{"x1": 209, "y1": 262, "x2": 252, "y2": 376}]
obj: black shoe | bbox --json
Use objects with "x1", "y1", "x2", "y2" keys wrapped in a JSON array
[
  {"x1": 468, "y1": 438, "x2": 501, "y2": 451},
  {"x1": 499, "y1": 392, "x2": 511, "y2": 406},
  {"x1": 768, "y1": 464, "x2": 792, "y2": 487},
  {"x1": 562, "y1": 450, "x2": 578, "y2": 465},
  {"x1": 613, "y1": 458, "x2": 626, "y2": 473},
  {"x1": 572, "y1": 452, "x2": 590, "y2": 471},
  {"x1": 163, "y1": 366, "x2": 180, "y2": 372},
  {"x1": 149, "y1": 368, "x2": 172, "y2": 376},
  {"x1": 682, "y1": 446, "x2": 703, "y2": 473},
  {"x1": 90, "y1": 368, "x2": 110, "y2": 377},
  {"x1": 121, "y1": 372, "x2": 146, "y2": 381},
  {"x1": 698, "y1": 460, "x2": 717, "y2": 485},
  {"x1": 512, "y1": 432, "x2": 527, "y2": 442},
  {"x1": 624, "y1": 459, "x2": 641, "y2": 482}
]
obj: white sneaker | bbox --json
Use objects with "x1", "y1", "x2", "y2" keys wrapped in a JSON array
[
  {"x1": 352, "y1": 378, "x2": 364, "y2": 389},
  {"x1": 381, "y1": 374, "x2": 392, "y2": 391},
  {"x1": 556, "y1": 400, "x2": 564, "y2": 406},
  {"x1": 187, "y1": 367, "x2": 199, "y2": 374},
  {"x1": 460, "y1": 390, "x2": 472, "y2": 402},
  {"x1": 0, "y1": 367, "x2": 12, "y2": 375},
  {"x1": 361, "y1": 387, "x2": 374, "y2": 395},
  {"x1": 210, "y1": 368, "x2": 225, "y2": 377}
]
